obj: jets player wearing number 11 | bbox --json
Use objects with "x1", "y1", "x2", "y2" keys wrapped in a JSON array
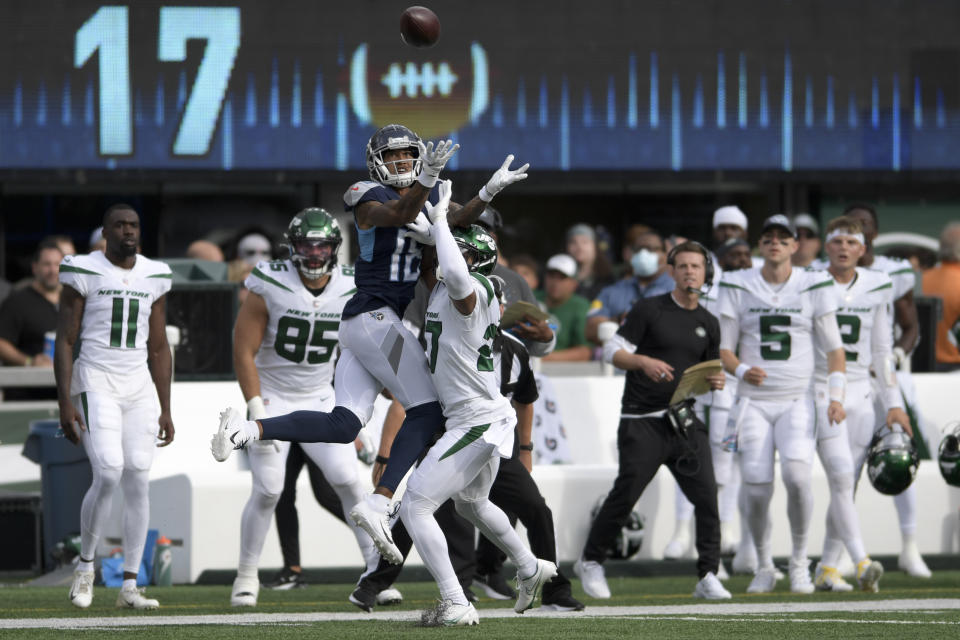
[
  {"x1": 717, "y1": 215, "x2": 846, "y2": 595},
  {"x1": 400, "y1": 183, "x2": 556, "y2": 626},
  {"x1": 227, "y1": 209, "x2": 380, "y2": 607}
]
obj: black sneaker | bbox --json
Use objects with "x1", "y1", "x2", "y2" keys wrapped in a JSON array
[
  {"x1": 462, "y1": 586, "x2": 479, "y2": 604},
  {"x1": 473, "y1": 571, "x2": 516, "y2": 600},
  {"x1": 349, "y1": 584, "x2": 377, "y2": 613},
  {"x1": 263, "y1": 567, "x2": 306, "y2": 591},
  {"x1": 541, "y1": 592, "x2": 585, "y2": 612}
]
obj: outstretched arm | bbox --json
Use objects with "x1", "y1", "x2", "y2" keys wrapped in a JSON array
[
  {"x1": 449, "y1": 154, "x2": 529, "y2": 227},
  {"x1": 147, "y1": 294, "x2": 174, "y2": 446}
]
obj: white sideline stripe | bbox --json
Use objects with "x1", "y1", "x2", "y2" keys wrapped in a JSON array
[{"x1": 2, "y1": 599, "x2": 957, "y2": 629}]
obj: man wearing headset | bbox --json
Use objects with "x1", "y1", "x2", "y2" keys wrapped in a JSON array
[{"x1": 574, "y1": 241, "x2": 730, "y2": 601}]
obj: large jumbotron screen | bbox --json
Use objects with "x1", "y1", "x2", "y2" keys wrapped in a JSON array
[{"x1": 2, "y1": 0, "x2": 959, "y2": 171}]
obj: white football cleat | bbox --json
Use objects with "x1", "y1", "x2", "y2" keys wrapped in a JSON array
[
  {"x1": 441, "y1": 601, "x2": 479, "y2": 626},
  {"x1": 789, "y1": 559, "x2": 815, "y2": 594},
  {"x1": 349, "y1": 496, "x2": 403, "y2": 565},
  {"x1": 693, "y1": 572, "x2": 732, "y2": 599},
  {"x1": 69, "y1": 569, "x2": 94, "y2": 609},
  {"x1": 115, "y1": 585, "x2": 159, "y2": 610},
  {"x1": 746, "y1": 567, "x2": 778, "y2": 593},
  {"x1": 898, "y1": 542, "x2": 932, "y2": 578},
  {"x1": 857, "y1": 558, "x2": 884, "y2": 593},
  {"x1": 573, "y1": 557, "x2": 611, "y2": 599},
  {"x1": 376, "y1": 587, "x2": 403, "y2": 605},
  {"x1": 211, "y1": 407, "x2": 251, "y2": 462},
  {"x1": 814, "y1": 563, "x2": 853, "y2": 592},
  {"x1": 515, "y1": 559, "x2": 558, "y2": 613},
  {"x1": 231, "y1": 575, "x2": 260, "y2": 607}
]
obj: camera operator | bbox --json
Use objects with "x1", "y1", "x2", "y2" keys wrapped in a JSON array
[{"x1": 574, "y1": 241, "x2": 729, "y2": 600}]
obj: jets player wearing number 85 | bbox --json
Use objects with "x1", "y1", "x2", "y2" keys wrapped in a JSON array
[
  {"x1": 56, "y1": 205, "x2": 173, "y2": 610},
  {"x1": 718, "y1": 215, "x2": 846, "y2": 595},
  {"x1": 227, "y1": 209, "x2": 380, "y2": 607},
  {"x1": 400, "y1": 184, "x2": 556, "y2": 626}
]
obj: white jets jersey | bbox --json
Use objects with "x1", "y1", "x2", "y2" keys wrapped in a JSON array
[
  {"x1": 245, "y1": 260, "x2": 356, "y2": 394},
  {"x1": 812, "y1": 255, "x2": 914, "y2": 301},
  {"x1": 718, "y1": 266, "x2": 837, "y2": 399},
  {"x1": 59, "y1": 251, "x2": 172, "y2": 388},
  {"x1": 425, "y1": 272, "x2": 514, "y2": 429},
  {"x1": 814, "y1": 268, "x2": 893, "y2": 384}
]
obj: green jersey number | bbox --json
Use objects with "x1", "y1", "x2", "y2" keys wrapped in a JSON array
[
  {"x1": 759, "y1": 314, "x2": 791, "y2": 361},
  {"x1": 836, "y1": 314, "x2": 862, "y2": 362},
  {"x1": 109, "y1": 297, "x2": 140, "y2": 348},
  {"x1": 274, "y1": 317, "x2": 339, "y2": 364},
  {"x1": 423, "y1": 320, "x2": 499, "y2": 374}
]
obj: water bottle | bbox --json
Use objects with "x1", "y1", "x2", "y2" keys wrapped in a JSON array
[
  {"x1": 152, "y1": 535, "x2": 173, "y2": 586},
  {"x1": 43, "y1": 331, "x2": 56, "y2": 360}
]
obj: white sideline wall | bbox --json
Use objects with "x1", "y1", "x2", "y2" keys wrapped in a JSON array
[{"x1": 26, "y1": 374, "x2": 960, "y2": 582}]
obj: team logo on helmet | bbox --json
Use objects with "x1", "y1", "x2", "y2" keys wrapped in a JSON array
[
  {"x1": 451, "y1": 224, "x2": 498, "y2": 276},
  {"x1": 866, "y1": 428, "x2": 920, "y2": 495},
  {"x1": 283, "y1": 208, "x2": 342, "y2": 280}
]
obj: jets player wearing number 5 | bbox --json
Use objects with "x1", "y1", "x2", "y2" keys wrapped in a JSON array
[
  {"x1": 56, "y1": 205, "x2": 173, "y2": 610},
  {"x1": 400, "y1": 184, "x2": 555, "y2": 626},
  {"x1": 812, "y1": 216, "x2": 910, "y2": 593},
  {"x1": 211, "y1": 124, "x2": 531, "y2": 566},
  {"x1": 228, "y1": 209, "x2": 380, "y2": 607},
  {"x1": 717, "y1": 215, "x2": 846, "y2": 595}
]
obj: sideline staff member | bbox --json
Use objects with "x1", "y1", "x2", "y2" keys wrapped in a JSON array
[{"x1": 574, "y1": 241, "x2": 730, "y2": 601}]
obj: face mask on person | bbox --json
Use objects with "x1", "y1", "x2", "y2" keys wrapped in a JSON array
[{"x1": 631, "y1": 249, "x2": 660, "y2": 277}]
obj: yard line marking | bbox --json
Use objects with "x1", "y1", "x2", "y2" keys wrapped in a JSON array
[{"x1": 1, "y1": 599, "x2": 957, "y2": 629}]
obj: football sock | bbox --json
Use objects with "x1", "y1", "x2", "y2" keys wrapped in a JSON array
[
  {"x1": 455, "y1": 497, "x2": 538, "y2": 579},
  {"x1": 781, "y1": 459, "x2": 813, "y2": 564},
  {"x1": 122, "y1": 578, "x2": 137, "y2": 591},
  {"x1": 120, "y1": 468, "x2": 150, "y2": 575},
  {"x1": 821, "y1": 442, "x2": 867, "y2": 563},
  {"x1": 744, "y1": 481, "x2": 774, "y2": 568},
  {"x1": 77, "y1": 559, "x2": 94, "y2": 573},
  {"x1": 894, "y1": 483, "x2": 918, "y2": 536},
  {"x1": 378, "y1": 401, "x2": 444, "y2": 493},
  {"x1": 239, "y1": 484, "x2": 279, "y2": 569},
  {"x1": 80, "y1": 466, "x2": 122, "y2": 566},
  {"x1": 259, "y1": 406, "x2": 362, "y2": 444},
  {"x1": 401, "y1": 491, "x2": 468, "y2": 606}
]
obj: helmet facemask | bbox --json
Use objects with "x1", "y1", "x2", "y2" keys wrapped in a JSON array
[
  {"x1": 452, "y1": 226, "x2": 498, "y2": 276},
  {"x1": 292, "y1": 238, "x2": 339, "y2": 280}
]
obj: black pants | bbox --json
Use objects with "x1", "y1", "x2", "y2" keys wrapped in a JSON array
[
  {"x1": 583, "y1": 416, "x2": 720, "y2": 578},
  {"x1": 475, "y1": 456, "x2": 573, "y2": 599},
  {"x1": 275, "y1": 443, "x2": 346, "y2": 569},
  {"x1": 360, "y1": 499, "x2": 476, "y2": 593}
]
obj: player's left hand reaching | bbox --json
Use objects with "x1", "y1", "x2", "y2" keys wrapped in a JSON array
[
  {"x1": 479, "y1": 154, "x2": 530, "y2": 202},
  {"x1": 425, "y1": 179, "x2": 453, "y2": 225},
  {"x1": 157, "y1": 412, "x2": 175, "y2": 447},
  {"x1": 417, "y1": 139, "x2": 459, "y2": 188}
]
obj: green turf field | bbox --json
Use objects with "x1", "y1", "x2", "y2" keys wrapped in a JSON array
[{"x1": 1, "y1": 571, "x2": 958, "y2": 639}]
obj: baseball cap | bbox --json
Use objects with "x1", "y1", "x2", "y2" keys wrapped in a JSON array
[
  {"x1": 545, "y1": 254, "x2": 578, "y2": 278},
  {"x1": 793, "y1": 213, "x2": 819, "y2": 235},
  {"x1": 760, "y1": 214, "x2": 797, "y2": 238},
  {"x1": 713, "y1": 206, "x2": 748, "y2": 230}
]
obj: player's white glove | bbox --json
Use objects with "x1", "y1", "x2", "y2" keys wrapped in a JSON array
[
  {"x1": 355, "y1": 429, "x2": 377, "y2": 466},
  {"x1": 424, "y1": 179, "x2": 452, "y2": 225},
  {"x1": 416, "y1": 139, "x2": 460, "y2": 189},
  {"x1": 404, "y1": 212, "x2": 435, "y2": 245},
  {"x1": 478, "y1": 154, "x2": 530, "y2": 202},
  {"x1": 892, "y1": 346, "x2": 907, "y2": 370}
]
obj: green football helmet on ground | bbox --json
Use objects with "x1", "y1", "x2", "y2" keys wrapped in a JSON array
[
  {"x1": 591, "y1": 497, "x2": 644, "y2": 560},
  {"x1": 866, "y1": 427, "x2": 920, "y2": 495},
  {"x1": 938, "y1": 423, "x2": 960, "y2": 487},
  {"x1": 284, "y1": 208, "x2": 342, "y2": 279},
  {"x1": 452, "y1": 225, "x2": 498, "y2": 276}
]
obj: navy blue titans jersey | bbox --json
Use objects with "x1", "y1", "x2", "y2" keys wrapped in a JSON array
[{"x1": 343, "y1": 181, "x2": 440, "y2": 319}]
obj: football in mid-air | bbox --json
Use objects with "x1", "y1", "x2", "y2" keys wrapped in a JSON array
[{"x1": 400, "y1": 6, "x2": 440, "y2": 47}]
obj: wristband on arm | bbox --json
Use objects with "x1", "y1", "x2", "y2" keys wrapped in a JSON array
[
  {"x1": 827, "y1": 371, "x2": 846, "y2": 404},
  {"x1": 734, "y1": 363, "x2": 751, "y2": 381}
]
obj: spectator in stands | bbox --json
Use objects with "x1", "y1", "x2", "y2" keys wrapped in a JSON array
[
  {"x1": 712, "y1": 206, "x2": 749, "y2": 249},
  {"x1": 921, "y1": 221, "x2": 960, "y2": 371},
  {"x1": 88, "y1": 227, "x2": 107, "y2": 253},
  {"x1": 792, "y1": 214, "x2": 821, "y2": 267},
  {"x1": 509, "y1": 254, "x2": 541, "y2": 293},
  {"x1": 536, "y1": 254, "x2": 592, "y2": 361},
  {"x1": 565, "y1": 224, "x2": 615, "y2": 301},
  {"x1": 186, "y1": 239, "x2": 225, "y2": 262},
  {"x1": 618, "y1": 224, "x2": 654, "y2": 277},
  {"x1": 585, "y1": 231, "x2": 674, "y2": 344},
  {"x1": 0, "y1": 239, "x2": 64, "y2": 399}
]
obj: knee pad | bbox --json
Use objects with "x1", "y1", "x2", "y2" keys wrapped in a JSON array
[
  {"x1": 744, "y1": 481, "x2": 774, "y2": 507},
  {"x1": 95, "y1": 465, "x2": 123, "y2": 491},
  {"x1": 823, "y1": 456, "x2": 854, "y2": 494}
]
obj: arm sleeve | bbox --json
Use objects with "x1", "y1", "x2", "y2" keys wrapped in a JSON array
[
  {"x1": 719, "y1": 314, "x2": 740, "y2": 352},
  {"x1": 815, "y1": 311, "x2": 844, "y2": 352},
  {"x1": 603, "y1": 332, "x2": 637, "y2": 365},
  {"x1": 433, "y1": 220, "x2": 473, "y2": 301}
]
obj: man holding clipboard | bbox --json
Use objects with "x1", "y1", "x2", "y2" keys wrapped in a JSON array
[{"x1": 574, "y1": 241, "x2": 729, "y2": 601}]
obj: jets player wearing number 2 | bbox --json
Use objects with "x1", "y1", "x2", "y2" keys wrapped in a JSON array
[
  {"x1": 400, "y1": 184, "x2": 555, "y2": 626},
  {"x1": 211, "y1": 124, "x2": 530, "y2": 566},
  {"x1": 228, "y1": 209, "x2": 379, "y2": 607},
  {"x1": 811, "y1": 216, "x2": 906, "y2": 594},
  {"x1": 717, "y1": 215, "x2": 846, "y2": 595},
  {"x1": 56, "y1": 205, "x2": 173, "y2": 610}
]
